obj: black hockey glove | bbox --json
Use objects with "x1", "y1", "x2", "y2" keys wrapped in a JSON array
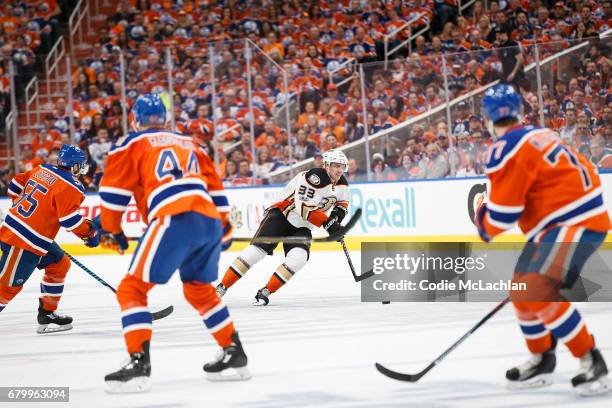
[
  {"x1": 329, "y1": 206, "x2": 347, "y2": 224},
  {"x1": 322, "y1": 214, "x2": 343, "y2": 241}
]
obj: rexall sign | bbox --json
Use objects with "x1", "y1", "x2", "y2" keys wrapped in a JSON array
[{"x1": 350, "y1": 185, "x2": 417, "y2": 234}]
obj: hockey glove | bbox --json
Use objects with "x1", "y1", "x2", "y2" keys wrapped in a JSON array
[
  {"x1": 474, "y1": 201, "x2": 491, "y2": 243},
  {"x1": 329, "y1": 205, "x2": 347, "y2": 224},
  {"x1": 92, "y1": 215, "x2": 129, "y2": 254},
  {"x1": 221, "y1": 218, "x2": 234, "y2": 251},
  {"x1": 100, "y1": 231, "x2": 129, "y2": 254},
  {"x1": 322, "y1": 215, "x2": 344, "y2": 241},
  {"x1": 82, "y1": 219, "x2": 101, "y2": 248}
]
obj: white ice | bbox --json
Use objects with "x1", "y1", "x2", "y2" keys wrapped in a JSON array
[{"x1": 1, "y1": 251, "x2": 611, "y2": 408}]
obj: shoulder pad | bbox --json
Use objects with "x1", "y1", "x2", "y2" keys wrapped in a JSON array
[
  {"x1": 41, "y1": 164, "x2": 85, "y2": 194},
  {"x1": 336, "y1": 175, "x2": 349, "y2": 186},
  {"x1": 486, "y1": 126, "x2": 538, "y2": 173},
  {"x1": 304, "y1": 167, "x2": 332, "y2": 188},
  {"x1": 110, "y1": 129, "x2": 158, "y2": 152}
]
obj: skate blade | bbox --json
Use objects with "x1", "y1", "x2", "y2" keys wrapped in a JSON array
[
  {"x1": 105, "y1": 377, "x2": 151, "y2": 393},
  {"x1": 576, "y1": 377, "x2": 612, "y2": 397},
  {"x1": 507, "y1": 374, "x2": 553, "y2": 390},
  {"x1": 252, "y1": 299, "x2": 268, "y2": 306},
  {"x1": 206, "y1": 366, "x2": 251, "y2": 382},
  {"x1": 37, "y1": 323, "x2": 73, "y2": 334}
]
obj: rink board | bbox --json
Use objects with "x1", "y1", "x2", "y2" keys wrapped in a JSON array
[{"x1": 0, "y1": 174, "x2": 610, "y2": 254}]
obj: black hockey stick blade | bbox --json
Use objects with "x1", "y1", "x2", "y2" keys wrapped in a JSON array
[
  {"x1": 151, "y1": 305, "x2": 174, "y2": 320},
  {"x1": 375, "y1": 362, "x2": 428, "y2": 382},
  {"x1": 355, "y1": 269, "x2": 375, "y2": 282}
]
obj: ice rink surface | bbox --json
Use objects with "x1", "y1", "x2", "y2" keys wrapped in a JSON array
[{"x1": 1, "y1": 250, "x2": 611, "y2": 408}]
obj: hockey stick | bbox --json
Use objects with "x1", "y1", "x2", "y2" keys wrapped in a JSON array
[
  {"x1": 375, "y1": 297, "x2": 509, "y2": 382},
  {"x1": 128, "y1": 208, "x2": 363, "y2": 245},
  {"x1": 65, "y1": 253, "x2": 174, "y2": 321},
  {"x1": 340, "y1": 238, "x2": 374, "y2": 282}
]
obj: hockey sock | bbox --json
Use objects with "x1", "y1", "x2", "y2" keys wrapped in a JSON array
[
  {"x1": 536, "y1": 302, "x2": 593, "y2": 358},
  {"x1": 40, "y1": 255, "x2": 70, "y2": 312},
  {"x1": 184, "y1": 281, "x2": 235, "y2": 348},
  {"x1": 117, "y1": 275, "x2": 156, "y2": 354},
  {"x1": 221, "y1": 245, "x2": 266, "y2": 289},
  {"x1": 510, "y1": 274, "x2": 593, "y2": 358},
  {"x1": 265, "y1": 247, "x2": 307, "y2": 294},
  {"x1": 512, "y1": 301, "x2": 554, "y2": 353},
  {"x1": 0, "y1": 285, "x2": 23, "y2": 312}
]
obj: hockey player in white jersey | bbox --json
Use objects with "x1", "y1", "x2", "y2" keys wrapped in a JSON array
[{"x1": 216, "y1": 149, "x2": 350, "y2": 305}]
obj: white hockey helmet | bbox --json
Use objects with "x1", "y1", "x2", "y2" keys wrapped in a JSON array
[{"x1": 322, "y1": 149, "x2": 349, "y2": 172}]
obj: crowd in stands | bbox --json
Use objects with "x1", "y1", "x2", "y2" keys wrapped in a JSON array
[
  {"x1": 0, "y1": 0, "x2": 77, "y2": 136},
  {"x1": 1, "y1": 0, "x2": 611, "y2": 195}
]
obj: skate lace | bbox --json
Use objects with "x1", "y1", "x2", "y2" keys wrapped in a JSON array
[
  {"x1": 517, "y1": 354, "x2": 543, "y2": 373},
  {"x1": 119, "y1": 354, "x2": 143, "y2": 371}
]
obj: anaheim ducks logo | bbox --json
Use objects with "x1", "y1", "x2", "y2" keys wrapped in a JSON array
[{"x1": 467, "y1": 183, "x2": 487, "y2": 225}]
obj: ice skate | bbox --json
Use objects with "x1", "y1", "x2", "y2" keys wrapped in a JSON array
[
  {"x1": 36, "y1": 299, "x2": 73, "y2": 334},
  {"x1": 105, "y1": 342, "x2": 151, "y2": 393},
  {"x1": 204, "y1": 332, "x2": 251, "y2": 381},
  {"x1": 572, "y1": 347, "x2": 611, "y2": 396},
  {"x1": 506, "y1": 341, "x2": 556, "y2": 390},
  {"x1": 253, "y1": 287, "x2": 270, "y2": 306}
]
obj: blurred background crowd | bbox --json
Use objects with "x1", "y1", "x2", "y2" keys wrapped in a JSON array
[{"x1": 0, "y1": 0, "x2": 610, "y2": 196}]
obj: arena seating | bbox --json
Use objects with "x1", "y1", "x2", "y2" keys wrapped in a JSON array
[{"x1": 0, "y1": 0, "x2": 610, "y2": 195}]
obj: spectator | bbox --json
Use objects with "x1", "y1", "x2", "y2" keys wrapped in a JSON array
[
  {"x1": 588, "y1": 135, "x2": 612, "y2": 169},
  {"x1": 224, "y1": 159, "x2": 239, "y2": 180},
  {"x1": 88, "y1": 128, "x2": 112, "y2": 168},
  {"x1": 19, "y1": 145, "x2": 44, "y2": 172},
  {"x1": 560, "y1": 107, "x2": 577, "y2": 144},
  {"x1": 418, "y1": 143, "x2": 450, "y2": 179},
  {"x1": 253, "y1": 147, "x2": 274, "y2": 179},
  {"x1": 313, "y1": 151, "x2": 324, "y2": 168},
  {"x1": 394, "y1": 152, "x2": 420, "y2": 180},
  {"x1": 0, "y1": 168, "x2": 10, "y2": 196},
  {"x1": 293, "y1": 129, "x2": 317, "y2": 160},
  {"x1": 346, "y1": 158, "x2": 365, "y2": 182},
  {"x1": 495, "y1": 26, "x2": 525, "y2": 88},
  {"x1": 371, "y1": 153, "x2": 397, "y2": 181}
]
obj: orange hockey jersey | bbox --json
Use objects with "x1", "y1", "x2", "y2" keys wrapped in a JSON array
[
  {"x1": 98, "y1": 129, "x2": 229, "y2": 234},
  {"x1": 0, "y1": 164, "x2": 91, "y2": 255},
  {"x1": 479, "y1": 126, "x2": 611, "y2": 242}
]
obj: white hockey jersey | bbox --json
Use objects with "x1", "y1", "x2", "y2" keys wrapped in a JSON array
[{"x1": 270, "y1": 167, "x2": 350, "y2": 230}]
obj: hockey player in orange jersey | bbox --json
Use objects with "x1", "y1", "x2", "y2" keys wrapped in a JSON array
[
  {"x1": 97, "y1": 94, "x2": 249, "y2": 393},
  {"x1": 216, "y1": 149, "x2": 350, "y2": 306},
  {"x1": 0, "y1": 145, "x2": 100, "y2": 333},
  {"x1": 476, "y1": 84, "x2": 611, "y2": 396}
]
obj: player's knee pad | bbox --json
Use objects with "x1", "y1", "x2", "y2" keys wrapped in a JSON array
[
  {"x1": 283, "y1": 247, "x2": 308, "y2": 274},
  {"x1": 183, "y1": 281, "x2": 217, "y2": 313},
  {"x1": 0, "y1": 285, "x2": 23, "y2": 305},
  {"x1": 509, "y1": 273, "x2": 562, "y2": 303},
  {"x1": 116, "y1": 275, "x2": 155, "y2": 309},
  {"x1": 240, "y1": 245, "x2": 267, "y2": 268},
  {"x1": 43, "y1": 255, "x2": 71, "y2": 282}
]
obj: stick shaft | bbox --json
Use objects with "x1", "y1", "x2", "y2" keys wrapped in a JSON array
[{"x1": 66, "y1": 252, "x2": 117, "y2": 293}]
